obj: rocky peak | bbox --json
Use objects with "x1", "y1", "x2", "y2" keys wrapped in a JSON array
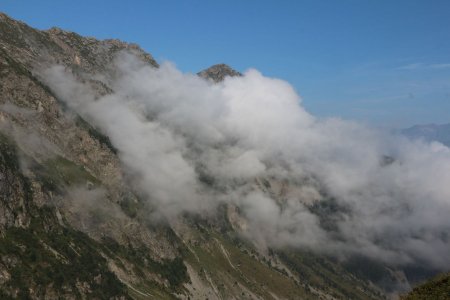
[{"x1": 198, "y1": 63, "x2": 242, "y2": 82}]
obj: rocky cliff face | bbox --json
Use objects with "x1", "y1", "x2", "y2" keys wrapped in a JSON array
[{"x1": 0, "y1": 12, "x2": 396, "y2": 299}]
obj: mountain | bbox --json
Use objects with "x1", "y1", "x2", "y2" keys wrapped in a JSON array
[
  {"x1": 197, "y1": 63, "x2": 242, "y2": 82},
  {"x1": 401, "y1": 272, "x2": 450, "y2": 300},
  {"x1": 0, "y1": 12, "x2": 443, "y2": 299},
  {"x1": 402, "y1": 123, "x2": 450, "y2": 147}
]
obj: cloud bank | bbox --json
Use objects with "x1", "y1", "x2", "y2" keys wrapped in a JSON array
[{"x1": 42, "y1": 53, "x2": 450, "y2": 269}]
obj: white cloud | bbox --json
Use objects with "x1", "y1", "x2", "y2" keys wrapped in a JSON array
[
  {"x1": 397, "y1": 62, "x2": 450, "y2": 70},
  {"x1": 42, "y1": 52, "x2": 450, "y2": 270}
]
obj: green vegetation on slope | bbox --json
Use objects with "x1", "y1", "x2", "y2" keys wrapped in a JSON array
[
  {"x1": 33, "y1": 155, "x2": 100, "y2": 192},
  {"x1": 101, "y1": 236, "x2": 188, "y2": 290},
  {"x1": 185, "y1": 234, "x2": 305, "y2": 299},
  {"x1": 0, "y1": 211, "x2": 130, "y2": 299},
  {"x1": 0, "y1": 133, "x2": 128, "y2": 299},
  {"x1": 278, "y1": 249, "x2": 384, "y2": 299},
  {"x1": 402, "y1": 272, "x2": 450, "y2": 300}
]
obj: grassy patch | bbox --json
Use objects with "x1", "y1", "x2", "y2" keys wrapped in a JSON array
[
  {"x1": 184, "y1": 229, "x2": 313, "y2": 299},
  {"x1": 33, "y1": 155, "x2": 100, "y2": 192},
  {"x1": 278, "y1": 249, "x2": 383, "y2": 299}
]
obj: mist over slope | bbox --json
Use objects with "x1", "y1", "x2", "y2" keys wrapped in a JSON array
[
  {"x1": 403, "y1": 123, "x2": 450, "y2": 147},
  {"x1": 1, "y1": 10, "x2": 450, "y2": 298},
  {"x1": 43, "y1": 52, "x2": 450, "y2": 270}
]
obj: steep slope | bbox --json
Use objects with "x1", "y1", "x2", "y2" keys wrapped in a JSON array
[
  {"x1": 0, "y1": 134, "x2": 130, "y2": 299},
  {"x1": 401, "y1": 272, "x2": 450, "y2": 300},
  {"x1": 0, "y1": 12, "x2": 188, "y2": 298},
  {"x1": 0, "y1": 12, "x2": 413, "y2": 299}
]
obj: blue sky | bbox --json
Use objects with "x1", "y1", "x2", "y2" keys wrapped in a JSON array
[{"x1": 2, "y1": 0, "x2": 450, "y2": 127}]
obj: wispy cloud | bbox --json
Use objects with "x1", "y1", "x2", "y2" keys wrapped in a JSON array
[
  {"x1": 397, "y1": 62, "x2": 450, "y2": 70},
  {"x1": 430, "y1": 63, "x2": 450, "y2": 69},
  {"x1": 397, "y1": 63, "x2": 424, "y2": 70}
]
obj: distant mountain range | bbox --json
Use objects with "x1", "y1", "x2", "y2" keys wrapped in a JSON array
[{"x1": 402, "y1": 123, "x2": 450, "y2": 147}]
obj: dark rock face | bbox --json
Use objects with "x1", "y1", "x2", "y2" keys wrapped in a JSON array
[
  {"x1": 198, "y1": 63, "x2": 242, "y2": 82},
  {"x1": 0, "y1": 136, "x2": 30, "y2": 232}
]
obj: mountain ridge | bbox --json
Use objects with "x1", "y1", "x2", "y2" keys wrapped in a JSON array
[
  {"x1": 402, "y1": 123, "x2": 450, "y2": 147},
  {"x1": 0, "y1": 11, "x2": 446, "y2": 299}
]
